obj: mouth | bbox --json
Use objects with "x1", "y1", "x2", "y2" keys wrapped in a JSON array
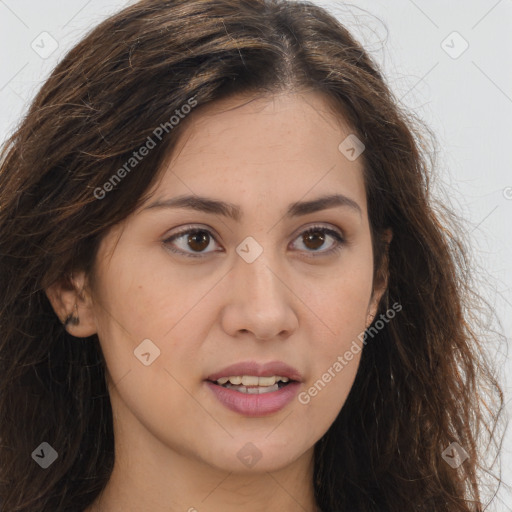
[
  {"x1": 206, "y1": 375, "x2": 296, "y2": 394},
  {"x1": 204, "y1": 360, "x2": 303, "y2": 416}
]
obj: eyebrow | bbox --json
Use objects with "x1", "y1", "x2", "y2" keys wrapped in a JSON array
[{"x1": 143, "y1": 193, "x2": 362, "y2": 221}]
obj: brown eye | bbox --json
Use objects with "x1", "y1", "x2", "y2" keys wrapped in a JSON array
[
  {"x1": 302, "y1": 230, "x2": 326, "y2": 251},
  {"x1": 164, "y1": 225, "x2": 345, "y2": 259},
  {"x1": 291, "y1": 226, "x2": 345, "y2": 256},
  {"x1": 186, "y1": 231, "x2": 211, "y2": 252},
  {"x1": 164, "y1": 228, "x2": 220, "y2": 258}
]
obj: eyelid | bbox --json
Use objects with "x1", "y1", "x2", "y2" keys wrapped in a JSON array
[
  {"x1": 163, "y1": 224, "x2": 222, "y2": 245},
  {"x1": 162, "y1": 222, "x2": 346, "y2": 259}
]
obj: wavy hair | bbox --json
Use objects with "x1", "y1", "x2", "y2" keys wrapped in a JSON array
[{"x1": 0, "y1": 0, "x2": 505, "y2": 510}]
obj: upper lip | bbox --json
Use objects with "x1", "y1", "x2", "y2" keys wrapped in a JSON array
[{"x1": 206, "y1": 360, "x2": 303, "y2": 382}]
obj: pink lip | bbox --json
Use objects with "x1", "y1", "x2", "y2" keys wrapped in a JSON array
[
  {"x1": 205, "y1": 360, "x2": 303, "y2": 382},
  {"x1": 205, "y1": 381, "x2": 301, "y2": 416},
  {"x1": 204, "y1": 360, "x2": 302, "y2": 417}
]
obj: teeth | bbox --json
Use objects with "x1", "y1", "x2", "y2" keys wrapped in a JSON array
[
  {"x1": 255, "y1": 376, "x2": 275, "y2": 386},
  {"x1": 215, "y1": 375, "x2": 290, "y2": 386},
  {"x1": 226, "y1": 383, "x2": 279, "y2": 394},
  {"x1": 244, "y1": 384, "x2": 278, "y2": 394},
  {"x1": 242, "y1": 375, "x2": 260, "y2": 386}
]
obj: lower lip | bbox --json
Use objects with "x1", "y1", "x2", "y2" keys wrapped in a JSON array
[{"x1": 205, "y1": 381, "x2": 301, "y2": 417}]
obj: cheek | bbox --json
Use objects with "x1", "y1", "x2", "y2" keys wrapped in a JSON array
[
  {"x1": 297, "y1": 251, "x2": 373, "y2": 418},
  {"x1": 299, "y1": 260, "x2": 374, "y2": 341},
  {"x1": 92, "y1": 246, "x2": 177, "y2": 335},
  {"x1": 296, "y1": 343, "x2": 362, "y2": 443},
  {"x1": 88, "y1": 252, "x2": 162, "y2": 378},
  {"x1": 301, "y1": 307, "x2": 364, "y2": 415},
  {"x1": 90, "y1": 247, "x2": 214, "y2": 394}
]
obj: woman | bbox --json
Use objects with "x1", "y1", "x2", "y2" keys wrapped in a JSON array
[{"x1": 0, "y1": 0, "x2": 505, "y2": 511}]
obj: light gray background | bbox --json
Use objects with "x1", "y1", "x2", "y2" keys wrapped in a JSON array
[{"x1": 1, "y1": 0, "x2": 510, "y2": 509}]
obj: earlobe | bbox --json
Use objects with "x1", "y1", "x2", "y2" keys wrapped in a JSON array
[{"x1": 44, "y1": 271, "x2": 97, "y2": 338}]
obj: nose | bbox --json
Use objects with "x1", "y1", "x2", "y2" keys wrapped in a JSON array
[{"x1": 219, "y1": 248, "x2": 299, "y2": 341}]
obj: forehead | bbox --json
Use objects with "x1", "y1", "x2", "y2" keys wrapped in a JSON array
[
  {"x1": 144, "y1": 91, "x2": 367, "y2": 215},
  {"x1": 171, "y1": 91, "x2": 357, "y2": 164}
]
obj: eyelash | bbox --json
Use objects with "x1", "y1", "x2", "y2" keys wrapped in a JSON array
[{"x1": 162, "y1": 224, "x2": 345, "y2": 259}]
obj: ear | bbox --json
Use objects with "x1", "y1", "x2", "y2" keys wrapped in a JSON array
[
  {"x1": 366, "y1": 228, "x2": 393, "y2": 328},
  {"x1": 45, "y1": 271, "x2": 97, "y2": 338}
]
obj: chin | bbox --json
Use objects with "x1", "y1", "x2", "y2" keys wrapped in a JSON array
[{"x1": 198, "y1": 436, "x2": 312, "y2": 474}]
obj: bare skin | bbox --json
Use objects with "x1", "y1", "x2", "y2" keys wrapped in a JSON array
[{"x1": 46, "y1": 91, "x2": 389, "y2": 512}]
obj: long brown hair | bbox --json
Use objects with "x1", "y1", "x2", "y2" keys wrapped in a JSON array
[{"x1": 0, "y1": 1, "x2": 505, "y2": 510}]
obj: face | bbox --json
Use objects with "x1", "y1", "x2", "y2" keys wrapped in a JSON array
[{"x1": 52, "y1": 91, "x2": 386, "y2": 474}]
